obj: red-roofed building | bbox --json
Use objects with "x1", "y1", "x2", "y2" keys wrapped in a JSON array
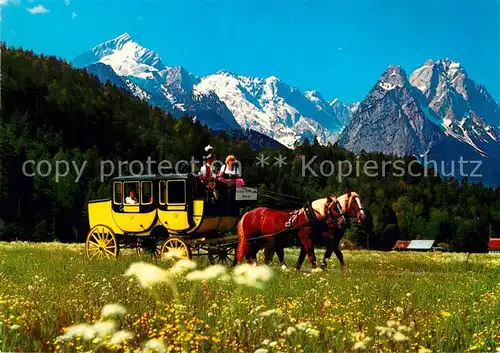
[
  {"x1": 393, "y1": 240, "x2": 410, "y2": 250},
  {"x1": 489, "y1": 238, "x2": 500, "y2": 254}
]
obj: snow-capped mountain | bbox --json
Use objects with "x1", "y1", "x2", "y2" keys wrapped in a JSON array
[
  {"x1": 194, "y1": 71, "x2": 348, "y2": 147},
  {"x1": 72, "y1": 33, "x2": 165, "y2": 76},
  {"x1": 410, "y1": 59, "x2": 500, "y2": 156},
  {"x1": 73, "y1": 33, "x2": 240, "y2": 131},
  {"x1": 72, "y1": 33, "x2": 352, "y2": 148},
  {"x1": 338, "y1": 65, "x2": 444, "y2": 157},
  {"x1": 339, "y1": 60, "x2": 500, "y2": 185},
  {"x1": 410, "y1": 59, "x2": 499, "y2": 127}
]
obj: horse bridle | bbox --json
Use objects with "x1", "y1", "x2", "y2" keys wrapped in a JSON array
[
  {"x1": 325, "y1": 194, "x2": 365, "y2": 228},
  {"x1": 324, "y1": 196, "x2": 344, "y2": 221}
]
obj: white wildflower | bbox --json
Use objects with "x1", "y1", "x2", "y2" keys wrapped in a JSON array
[
  {"x1": 124, "y1": 262, "x2": 170, "y2": 288},
  {"x1": 102, "y1": 303, "x2": 127, "y2": 318},
  {"x1": 169, "y1": 259, "x2": 197, "y2": 275},
  {"x1": 186, "y1": 265, "x2": 227, "y2": 281},
  {"x1": 353, "y1": 341, "x2": 367, "y2": 350},
  {"x1": 254, "y1": 349, "x2": 268, "y2": 353},
  {"x1": 174, "y1": 304, "x2": 187, "y2": 311},
  {"x1": 295, "y1": 322, "x2": 312, "y2": 331},
  {"x1": 93, "y1": 321, "x2": 116, "y2": 337},
  {"x1": 393, "y1": 331, "x2": 408, "y2": 342},
  {"x1": 260, "y1": 309, "x2": 282, "y2": 317},
  {"x1": 143, "y1": 338, "x2": 167, "y2": 353},
  {"x1": 387, "y1": 320, "x2": 398, "y2": 327},
  {"x1": 110, "y1": 330, "x2": 134, "y2": 345},
  {"x1": 395, "y1": 306, "x2": 403, "y2": 313},
  {"x1": 285, "y1": 327, "x2": 296, "y2": 335},
  {"x1": 10, "y1": 324, "x2": 20, "y2": 331},
  {"x1": 218, "y1": 274, "x2": 231, "y2": 282},
  {"x1": 306, "y1": 328, "x2": 320, "y2": 337},
  {"x1": 232, "y1": 264, "x2": 273, "y2": 289},
  {"x1": 262, "y1": 339, "x2": 270, "y2": 345},
  {"x1": 351, "y1": 331, "x2": 363, "y2": 341},
  {"x1": 311, "y1": 268, "x2": 322, "y2": 273},
  {"x1": 56, "y1": 324, "x2": 96, "y2": 342},
  {"x1": 398, "y1": 324, "x2": 411, "y2": 332}
]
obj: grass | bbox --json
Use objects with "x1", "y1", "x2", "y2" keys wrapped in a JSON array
[{"x1": 0, "y1": 241, "x2": 499, "y2": 353}]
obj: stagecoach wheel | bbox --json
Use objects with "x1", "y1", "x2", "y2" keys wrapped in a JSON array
[
  {"x1": 85, "y1": 225, "x2": 119, "y2": 260},
  {"x1": 136, "y1": 237, "x2": 162, "y2": 257},
  {"x1": 160, "y1": 237, "x2": 192, "y2": 261},
  {"x1": 208, "y1": 244, "x2": 237, "y2": 266}
]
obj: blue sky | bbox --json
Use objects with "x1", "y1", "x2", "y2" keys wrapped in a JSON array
[{"x1": 1, "y1": 0, "x2": 499, "y2": 103}]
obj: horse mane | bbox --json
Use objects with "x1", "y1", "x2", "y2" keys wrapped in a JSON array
[{"x1": 347, "y1": 191, "x2": 361, "y2": 210}]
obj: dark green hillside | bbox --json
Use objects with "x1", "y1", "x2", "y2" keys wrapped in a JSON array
[{"x1": 0, "y1": 44, "x2": 499, "y2": 252}]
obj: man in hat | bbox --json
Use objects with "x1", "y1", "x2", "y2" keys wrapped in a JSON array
[
  {"x1": 199, "y1": 151, "x2": 219, "y2": 201},
  {"x1": 200, "y1": 153, "x2": 216, "y2": 178}
]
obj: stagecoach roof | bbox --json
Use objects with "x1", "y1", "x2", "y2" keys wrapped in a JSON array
[{"x1": 112, "y1": 174, "x2": 191, "y2": 181}]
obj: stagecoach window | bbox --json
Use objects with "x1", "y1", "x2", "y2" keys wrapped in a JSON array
[
  {"x1": 124, "y1": 182, "x2": 140, "y2": 203},
  {"x1": 167, "y1": 180, "x2": 186, "y2": 204},
  {"x1": 141, "y1": 181, "x2": 152, "y2": 204},
  {"x1": 113, "y1": 182, "x2": 122, "y2": 204},
  {"x1": 159, "y1": 181, "x2": 166, "y2": 205}
]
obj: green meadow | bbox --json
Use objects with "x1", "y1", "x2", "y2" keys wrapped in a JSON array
[{"x1": 0, "y1": 242, "x2": 498, "y2": 353}]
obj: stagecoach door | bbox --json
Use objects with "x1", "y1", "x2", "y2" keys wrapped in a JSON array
[{"x1": 157, "y1": 177, "x2": 196, "y2": 232}]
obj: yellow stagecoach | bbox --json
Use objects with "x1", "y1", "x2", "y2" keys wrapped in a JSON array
[{"x1": 85, "y1": 173, "x2": 258, "y2": 265}]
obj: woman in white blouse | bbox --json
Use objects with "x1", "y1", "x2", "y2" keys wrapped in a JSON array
[{"x1": 219, "y1": 155, "x2": 245, "y2": 187}]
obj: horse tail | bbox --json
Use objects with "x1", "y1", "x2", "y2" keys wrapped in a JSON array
[{"x1": 236, "y1": 212, "x2": 250, "y2": 263}]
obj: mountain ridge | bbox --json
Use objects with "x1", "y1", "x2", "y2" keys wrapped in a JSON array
[
  {"x1": 71, "y1": 32, "x2": 354, "y2": 148},
  {"x1": 72, "y1": 32, "x2": 500, "y2": 184}
]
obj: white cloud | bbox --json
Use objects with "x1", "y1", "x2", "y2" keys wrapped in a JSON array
[
  {"x1": 71, "y1": 11, "x2": 77, "y2": 19},
  {"x1": 64, "y1": 0, "x2": 70, "y2": 6},
  {"x1": 27, "y1": 4, "x2": 49, "y2": 14},
  {"x1": 0, "y1": 0, "x2": 20, "y2": 6}
]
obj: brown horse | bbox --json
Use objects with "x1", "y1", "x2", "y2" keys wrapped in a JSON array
[
  {"x1": 294, "y1": 191, "x2": 365, "y2": 271},
  {"x1": 237, "y1": 191, "x2": 366, "y2": 270}
]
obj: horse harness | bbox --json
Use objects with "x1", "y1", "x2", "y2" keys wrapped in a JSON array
[{"x1": 283, "y1": 196, "x2": 343, "y2": 233}]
